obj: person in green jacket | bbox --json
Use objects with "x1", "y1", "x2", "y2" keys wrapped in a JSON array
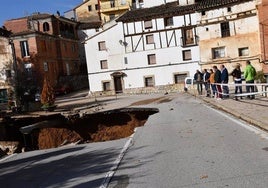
[{"x1": 244, "y1": 60, "x2": 256, "y2": 99}]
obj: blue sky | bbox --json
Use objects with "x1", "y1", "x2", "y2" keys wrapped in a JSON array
[{"x1": 0, "y1": 0, "x2": 83, "y2": 26}]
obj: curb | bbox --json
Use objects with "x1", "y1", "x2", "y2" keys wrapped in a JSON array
[{"x1": 200, "y1": 96, "x2": 268, "y2": 132}]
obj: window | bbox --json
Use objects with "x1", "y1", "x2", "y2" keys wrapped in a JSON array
[
  {"x1": 100, "y1": 60, "x2": 108, "y2": 69},
  {"x1": 66, "y1": 63, "x2": 70, "y2": 75},
  {"x1": 88, "y1": 5, "x2": 92, "y2": 11},
  {"x1": 43, "y1": 62, "x2": 48, "y2": 72},
  {"x1": 227, "y1": 7, "x2": 231, "y2": 12},
  {"x1": 95, "y1": 4, "x2": 99, "y2": 10},
  {"x1": 147, "y1": 54, "x2": 156, "y2": 65},
  {"x1": 239, "y1": 47, "x2": 249, "y2": 56},
  {"x1": 144, "y1": 76, "x2": 154, "y2": 87},
  {"x1": 144, "y1": 20, "x2": 152, "y2": 29},
  {"x1": 103, "y1": 81, "x2": 111, "y2": 91},
  {"x1": 43, "y1": 22, "x2": 50, "y2": 32},
  {"x1": 182, "y1": 28, "x2": 194, "y2": 46},
  {"x1": 110, "y1": 0, "x2": 115, "y2": 7},
  {"x1": 201, "y1": 11, "x2": 206, "y2": 16},
  {"x1": 164, "y1": 17, "x2": 173, "y2": 27},
  {"x1": 5, "y1": 70, "x2": 11, "y2": 78},
  {"x1": 221, "y1": 22, "x2": 230, "y2": 37},
  {"x1": 109, "y1": 14, "x2": 115, "y2": 20},
  {"x1": 146, "y1": 34, "x2": 154, "y2": 44},
  {"x1": 20, "y1": 41, "x2": 29, "y2": 57},
  {"x1": 24, "y1": 63, "x2": 32, "y2": 77},
  {"x1": 182, "y1": 50, "x2": 192, "y2": 60},
  {"x1": 98, "y1": 41, "x2": 106, "y2": 51},
  {"x1": 0, "y1": 89, "x2": 8, "y2": 103},
  {"x1": 71, "y1": 44, "x2": 76, "y2": 52},
  {"x1": 212, "y1": 47, "x2": 225, "y2": 59},
  {"x1": 174, "y1": 73, "x2": 187, "y2": 84},
  {"x1": 124, "y1": 57, "x2": 128, "y2": 64}
]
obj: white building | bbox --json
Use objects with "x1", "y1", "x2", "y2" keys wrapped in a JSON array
[
  {"x1": 84, "y1": 1, "x2": 201, "y2": 95},
  {"x1": 195, "y1": 0, "x2": 262, "y2": 72}
]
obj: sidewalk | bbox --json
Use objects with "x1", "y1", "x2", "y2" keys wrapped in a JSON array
[{"x1": 196, "y1": 94, "x2": 268, "y2": 131}]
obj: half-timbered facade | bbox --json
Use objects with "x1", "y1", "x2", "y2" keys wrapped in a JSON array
[{"x1": 85, "y1": 1, "x2": 201, "y2": 94}]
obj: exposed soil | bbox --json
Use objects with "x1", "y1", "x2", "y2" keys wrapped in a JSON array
[
  {"x1": 32, "y1": 109, "x2": 158, "y2": 150},
  {"x1": 1, "y1": 95, "x2": 174, "y2": 153}
]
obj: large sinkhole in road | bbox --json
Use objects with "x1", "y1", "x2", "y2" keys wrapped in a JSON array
[{"x1": 21, "y1": 107, "x2": 159, "y2": 150}]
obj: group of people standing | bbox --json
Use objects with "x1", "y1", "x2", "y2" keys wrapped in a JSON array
[{"x1": 194, "y1": 60, "x2": 256, "y2": 100}]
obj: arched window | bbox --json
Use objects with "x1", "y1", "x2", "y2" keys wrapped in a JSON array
[{"x1": 43, "y1": 22, "x2": 50, "y2": 32}]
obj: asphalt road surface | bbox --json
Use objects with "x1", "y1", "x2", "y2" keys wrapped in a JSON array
[
  {"x1": 108, "y1": 94, "x2": 268, "y2": 188},
  {"x1": 0, "y1": 93, "x2": 268, "y2": 188}
]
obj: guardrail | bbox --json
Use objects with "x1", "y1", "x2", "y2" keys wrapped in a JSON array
[{"x1": 211, "y1": 83, "x2": 268, "y2": 98}]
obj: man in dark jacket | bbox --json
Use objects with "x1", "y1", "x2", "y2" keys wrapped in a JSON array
[
  {"x1": 220, "y1": 64, "x2": 229, "y2": 98},
  {"x1": 194, "y1": 70, "x2": 203, "y2": 95},
  {"x1": 231, "y1": 63, "x2": 243, "y2": 100},
  {"x1": 203, "y1": 69, "x2": 210, "y2": 97},
  {"x1": 213, "y1": 65, "x2": 222, "y2": 99}
]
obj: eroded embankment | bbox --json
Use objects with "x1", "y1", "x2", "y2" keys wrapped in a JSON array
[{"x1": 0, "y1": 108, "x2": 158, "y2": 154}]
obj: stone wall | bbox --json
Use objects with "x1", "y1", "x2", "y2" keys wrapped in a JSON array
[{"x1": 90, "y1": 83, "x2": 188, "y2": 96}]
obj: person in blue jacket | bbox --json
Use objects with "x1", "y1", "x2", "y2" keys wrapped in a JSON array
[{"x1": 220, "y1": 64, "x2": 229, "y2": 98}]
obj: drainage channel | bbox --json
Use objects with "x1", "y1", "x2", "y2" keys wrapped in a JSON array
[{"x1": 0, "y1": 107, "x2": 159, "y2": 156}]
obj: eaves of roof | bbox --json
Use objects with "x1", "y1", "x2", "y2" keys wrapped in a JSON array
[
  {"x1": 7, "y1": 13, "x2": 52, "y2": 22},
  {"x1": 10, "y1": 30, "x2": 55, "y2": 37},
  {"x1": 7, "y1": 13, "x2": 77, "y2": 24},
  {"x1": 117, "y1": 2, "x2": 196, "y2": 23},
  {"x1": 196, "y1": 0, "x2": 252, "y2": 11},
  {"x1": 117, "y1": 0, "x2": 253, "y2": 23},
  {"x1": 78, "y1": 21, "x2": 102, "y2": 30}
]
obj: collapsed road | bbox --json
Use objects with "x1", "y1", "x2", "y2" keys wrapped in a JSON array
[{"x1": 0, "y1": 107, "x2": 159, "y2": 154}]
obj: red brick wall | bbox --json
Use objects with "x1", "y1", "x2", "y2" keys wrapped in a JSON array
[
  {"x1": 258, "y1": 1, "x2": 268, "y2": 74},
  {"x1": 5, "y1": 15, "x2": 80, "y2": 88}
]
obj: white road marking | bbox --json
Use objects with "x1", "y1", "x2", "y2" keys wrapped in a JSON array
[
  {"x1": 99, "y1": 128, "x2": 137, "y2": 188},
  {"x1": 205, "y1": 105, "x2": 268, "y2": 140},
  {"x1": 0, "y1": 153, "x2": 17, "y2": 163}
]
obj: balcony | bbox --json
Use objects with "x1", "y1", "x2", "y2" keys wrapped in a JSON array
[{"x1": 100, "y1": 0, "x2": 130, "y2": 13}]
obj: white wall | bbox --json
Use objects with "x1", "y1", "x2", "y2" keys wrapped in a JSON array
[
  {"x1": 0, "y1": 37, "x2": 12, "y2": 82},
  {"x1": 85, "y1": 11, "x2": 200, "y2": 92},
  {"x1": 196, "y1": 0, "x2": 261, "y2": 67}
]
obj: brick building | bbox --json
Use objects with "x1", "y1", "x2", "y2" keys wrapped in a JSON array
[
  {"x1": 4, "y1": 13, "x2": 80, "y2": 97},
  {"x1": 258, "y1": 0, "x2": 268, "y2": 78}
]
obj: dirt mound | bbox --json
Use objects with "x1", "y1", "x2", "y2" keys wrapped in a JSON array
[{"x1": 38, "y1": 128, "x2": 82, "y2": 149}]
